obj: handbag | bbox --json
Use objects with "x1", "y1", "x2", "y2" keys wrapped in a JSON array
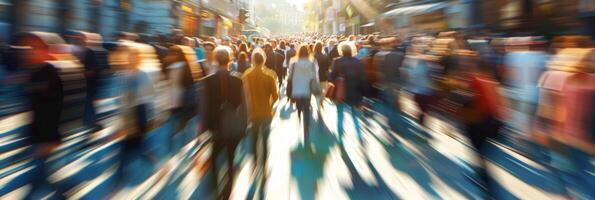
[
  {"x1": 325, "y1": 66, "x2": 345, "y2": 102},
  {"x1": 218, "y1": 73, "x2": 247, "y2": 139}
]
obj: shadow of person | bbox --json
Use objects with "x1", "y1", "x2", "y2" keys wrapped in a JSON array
[
  {"x1": 290, "y1": 114, "x2": 337, "y2": 200},
  {"x1": 279, "y1": 101, "x2": 296, "y2": 120}
]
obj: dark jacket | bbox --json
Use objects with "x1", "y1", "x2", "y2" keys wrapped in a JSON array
[
  {"x1": 325, "y1": 46, "x2": 339, "y2": 60},
  {"x1": 286, "y1": 48, "x2": 296, "y2": 66},
  {"x1": 28, "y1": 62, "x2": 87, "y2": 143},
  {"x1": 200, "y1": 70, "x2": 246, "y2": 136},
  {"x1": 329, "y1": 57, "x2": 368, "y2": 105},
  {"x1": 314, "y1": 52, "x2": 331, "y2": 82},
  {"x1": 273, "y1": 50, "x2": 285, "y2": 76},
  {"x1": 374, "y1": 50, "x2": 404, "y2": 86}
]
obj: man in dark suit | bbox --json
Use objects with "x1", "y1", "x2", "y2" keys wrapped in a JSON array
[
  {"x1": 272, "y1": 41, "x2": 285, "y2": 88},
  {"x1": 325, "y1": 39, "x2": 340, "y2": 61},
  {"x1": 374, "y1": 37, "x2": 405, "y2": 110},
  {"x1": 200, "y1": 46, "x2": 247, "y2": 200}
]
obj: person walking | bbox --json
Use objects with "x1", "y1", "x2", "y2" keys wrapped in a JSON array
[
  {"x1": 313, "y1": 41, "x2": 331, "y2": 108},
  {"x1": 329, "y1": 41, "x2": 368, "y2": 144},
  {"x1": 199, "y1": 46, "x2": 248, "y2": 200},
  {"x1": 241, "y1": 48, "x2": 279, "y2": 194},
  {"x1": 287, "y1": 45, "x2": 320, "y2": 145},
  {"x1": 234, "y1": 51, "x2": 250, "y2": 73}
]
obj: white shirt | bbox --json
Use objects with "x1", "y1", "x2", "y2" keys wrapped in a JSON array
[{"x1": 289, "y1": 59, "x2": 320, "y2": 98}]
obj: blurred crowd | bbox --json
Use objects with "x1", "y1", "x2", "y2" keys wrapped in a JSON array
[{"x1": 1, "y1": 28, "x2": 594, "y2": 199}]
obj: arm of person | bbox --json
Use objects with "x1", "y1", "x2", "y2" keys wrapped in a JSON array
[
  {"x1": 329, "y1": 59, "x2": 338, "y2": 82},
  {"x1": 271, "y1": 75, "x2": 279, "y2": 103}
]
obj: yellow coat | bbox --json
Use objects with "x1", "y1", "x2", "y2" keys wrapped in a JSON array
[{"x1": 242, "y1": 66, "x2": 279, "y2": 123}]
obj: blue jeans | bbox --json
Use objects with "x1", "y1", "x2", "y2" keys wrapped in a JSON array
[{"x1": 337, "y1": 103, "x2": 363, "y2": 144}]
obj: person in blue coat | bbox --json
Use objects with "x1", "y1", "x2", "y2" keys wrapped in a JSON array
[{"x1": 329, "y1": 41, "x2": 369, "y2": 144}]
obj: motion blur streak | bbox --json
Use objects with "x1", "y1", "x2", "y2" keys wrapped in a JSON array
[{"x1": 1, "y1": 0, "x2": 595, "y2": 200}]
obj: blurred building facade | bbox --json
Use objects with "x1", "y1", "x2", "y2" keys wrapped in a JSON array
[
  {"x1": 307, "y1": 0, "x2": 595, "y2": 38},
  {"x1": 0, "y1": 0, "x2": 255, "y2": 39}
]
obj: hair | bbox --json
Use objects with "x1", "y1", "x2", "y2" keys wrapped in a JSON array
[
  {"x1": 202, "y1": 42, "x2": 216, "y2": 50},
  {"x1": 214, "y1": 46, "x2": 232, "y2": 66},
  {"x1": 328, "y1": 39, "x2": 338, "y2": 46},
  {"x1": 238, "y1": 51, "x2": 248, "y2": 62},
  {"x1": 314, "y1": 42, "x2": 324, "y2": 54},
  {"x1": 308, "y1": 44, "x2": 314, "y2": 53},
  {"x1": 251, "y1": 48, "x2": 266, "y2": 66},
  {"x1": 279, "y1": 40, "x2": 286, "y2": 49},
  {"x1": 338, "y1": 41, "x2": 356, "y2": 57},
  {"x1": 264, "y1": 43, "x2": 273, "y2": 55},
  {"x1": 239, "y1": 43, "x2": 248, "y2": 54},
  {"x1": 296, "y1": 44, "x2": 310, "y2": 60}
]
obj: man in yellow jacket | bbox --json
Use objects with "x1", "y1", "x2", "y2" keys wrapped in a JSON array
[{"x1": 241, "y1": 48, "x2": 279, "y2": 189}]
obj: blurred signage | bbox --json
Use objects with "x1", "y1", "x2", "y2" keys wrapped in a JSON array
[
  {"x1": 181, "y1": 5, "x2": 193, "y2": 13},
  {"x1": 200, "y1": 10, "x2": 211, "y2": 19},
  {"x1": 339, "y1": 23, "x2": 345, "y2": 32},
  {"x1": 201, "y1": 0, "x2": 238, "y2": 19}
]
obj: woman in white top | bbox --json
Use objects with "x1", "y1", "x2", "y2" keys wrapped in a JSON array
[{"x1": 287, "y1": 44, "x2": 320, "y2": 143}]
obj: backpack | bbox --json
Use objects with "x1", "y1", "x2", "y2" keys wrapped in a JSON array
[{"x1": 218, "y1": 73, "x2": 247, "y2": 139}]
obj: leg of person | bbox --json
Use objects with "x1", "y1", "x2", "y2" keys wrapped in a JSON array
[
  {"x1": 259, "y1": 120, "x2": 272, "y2": 199},
  {"x1": 303, "y1": 98, "x2": 311, "y2": 145},
  {"x1": 210, "y1": 138, "x2": 224, "y2": 198},
  {"x1": 251, "y1": 123, "x2": 263, "y2": 170},
  {"x1": 337, "y1": 103, "x2": 345, "y2": 145},
  {"x1": 465, "y1": 121, "x2": 493, "y2": 196},
  {"x1": 221, "y1": 139, "x2": 240, "y2": 200},
  {"x1": 350, "y1": 105, "x2": 363, "y2": 143}
]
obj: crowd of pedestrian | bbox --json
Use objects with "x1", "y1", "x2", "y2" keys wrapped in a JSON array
[{"x1": 1, "y1": 28, "x2": 594, "y2": 199}]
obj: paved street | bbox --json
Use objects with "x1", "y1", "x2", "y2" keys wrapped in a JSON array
[{"x1": 0, "y1": 86, "x2": 590, "y2": 200}]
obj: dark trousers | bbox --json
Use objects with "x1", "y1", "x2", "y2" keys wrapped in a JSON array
[
  {"x1": 250, "y1": 120, "x2": 271, "y2": 196},
  {"x1": 251, "y1": 121, "x2": 271, "y2": 169},
  {"x1": 295, "y1": 98, "x2": 311, "y2": 142},
  {"x1": 464, "y1": 116, "x2": 502, "y2": 191},
  {"x1": 210, "y1": 137, "x2": 241, "y2": 200}
]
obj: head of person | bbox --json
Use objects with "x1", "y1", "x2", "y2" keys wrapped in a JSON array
[
  {"x1": 279, "y1": 40, "x2": 287, "y2": 50},
  {"x1": 296, "y1": 44, "x2": 311, "y2": 60},
  {"x1": 328, "y1": 39, "x2": 338, "y2": 47},
  {"x1": 238, "y1": 51, "x2": 249, "y2": 63},
  {"x1": 348, "y1": 35, "x2": 356, "y2": 41},
  {"x1": 264, "y1": 43, "x2": 273, "y2": 55},
  {"x1": 239, "y1": 35, "x2": 247, "y2": 43},
  {"x1": 202, "y1": 42, "x2": 216, "y2": 61},
  {"x1": 12, "y1": 32, "x2": 59, "y2": 66},
  {"x1": 239, "y1": 42, "x2": 248, "y2": 53},
  {"x1": 251, "y1": 48, "x2": 267, "y2": 67},
  {"x1": 314, "y1": 41, "x2": 324, "y2": 54},
  {"x1": 214, "y1": 46, "x2": 232, "y2": 69},
  {"x1": 181, "y1": 36, "x2": 195, "y2": 47},
  {"x1": 222, "y1": 36, "x2": 231, "y2": 46},
  {"x1": 270, "y1": 39, "x2": 277, "y2": 49},
  {"x1": 338, "y1": 41, "x2": 356, "y2": 57}
]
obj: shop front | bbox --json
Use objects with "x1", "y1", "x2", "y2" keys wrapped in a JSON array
[
  {"x1": 381, "y1": 2, "x2": 449, "y2": 35},
  {"x1": 179, "y1": 3, "x2": 198, "y2": 36},
  {"x1": 199, "y1": 9, "x2": 217, "y2": 37}
]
